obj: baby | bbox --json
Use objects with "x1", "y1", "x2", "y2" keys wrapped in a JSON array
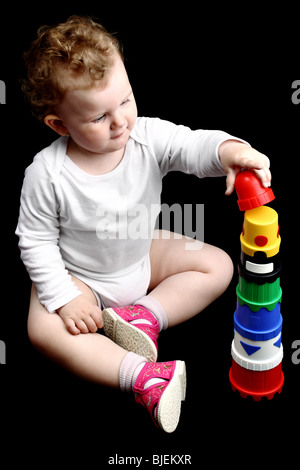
[{"x1": 16, "y1": 16, "x2": 271, "y2": 432}]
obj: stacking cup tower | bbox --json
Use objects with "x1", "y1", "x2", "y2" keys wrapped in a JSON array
[{"x1": 229, "y1": 171, "x2": 284, "y2": 400}]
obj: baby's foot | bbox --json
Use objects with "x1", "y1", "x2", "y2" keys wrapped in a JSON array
[
  {"x1": 133, "y1": 360, "x2": 186, "y2": 433},
  {"x1": 102, "y1": 305, "x2": 159, "y2": 361}
]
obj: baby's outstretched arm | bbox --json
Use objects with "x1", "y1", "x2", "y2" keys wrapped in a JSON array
[{"x1": 218, "y1": 140, "x2": 271, "y2": 195}]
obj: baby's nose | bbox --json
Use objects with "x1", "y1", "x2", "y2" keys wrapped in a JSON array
[{"x1": 110, "y1": 112, "x2": 125, "y2": 129}]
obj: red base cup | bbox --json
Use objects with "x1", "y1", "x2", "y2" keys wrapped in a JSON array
[{"x1": 229, "y1": 359, "x2": 284, "y2": 401}]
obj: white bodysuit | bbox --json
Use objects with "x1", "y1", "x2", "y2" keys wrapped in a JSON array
[{"x1": 16, "y1": 117, "x2": 239, "y2": 311}]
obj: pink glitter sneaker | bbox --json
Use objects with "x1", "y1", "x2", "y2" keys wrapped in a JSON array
[
  {"x1": 102, "y1": 305, "x2": 159, "y2": 362},
  {"x1": 133, "y1": 361, "x2": 186, "y2": 433}
]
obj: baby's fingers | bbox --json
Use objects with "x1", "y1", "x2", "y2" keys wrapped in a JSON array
[
  {"x1": 90, "y1": 307, "x2": 104, "y2": 330},
  {"x1": 78, "y1": 312, "x2": 100, "y2": 333},
  {"x1": 64, "y1": 317, "x2": 81, "y2": 335},
  {"x1": 225, "y1": 168, "x2": 237, "y2": 195},
  {"x1": 243, "y1": 158, "x2": 271, "y2": 188},
  {"x1": 251, "y1": 166, "x2": 272, "y2": 188},
  {"x1": 63, "y1": 313, "x2": 98, "y2": 334},
  {"x1": 236, "y1": 152, "x2": 271, "y2": 189}
]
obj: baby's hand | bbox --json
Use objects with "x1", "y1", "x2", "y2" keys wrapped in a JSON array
[
  {"x1": 57, "y1": 295, "x2": 103, "y2": 335},
  {"x1": 218, "y1": 140, "x2": 271, "y2": 196}
]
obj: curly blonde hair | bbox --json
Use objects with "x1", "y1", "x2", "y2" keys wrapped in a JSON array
[{"x1": 22, "y1": 15, "x2": 123, "y2": 121}]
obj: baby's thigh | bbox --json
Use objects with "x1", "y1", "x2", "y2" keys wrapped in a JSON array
[{"x1": 149, "y1": 230, "x2": 233, "y2": 289}]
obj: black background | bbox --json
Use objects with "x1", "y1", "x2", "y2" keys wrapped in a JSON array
[{"x1": 1, "y1": 2, "x2": 299, "y2": 466}]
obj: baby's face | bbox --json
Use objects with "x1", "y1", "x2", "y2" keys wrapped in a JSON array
[{"x1": 56, "y1": 56, "x2": 137, "y2": 156}]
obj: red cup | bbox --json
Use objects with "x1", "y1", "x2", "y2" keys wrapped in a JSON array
[{"x1": 235, "y1": 170, "x2": 275, "y2": 211}]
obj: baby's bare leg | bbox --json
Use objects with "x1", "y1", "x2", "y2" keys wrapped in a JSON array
[
  {"x1": 27, "y1": 283, "x2": 127, "y2": 387},
  {"x1": 148, "y1": 230, "x2": 233, "y2": 327}
]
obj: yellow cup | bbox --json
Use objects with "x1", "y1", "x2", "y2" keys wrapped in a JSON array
[{"x1": 240, "y1": 206, "x2": 281, "y2": 257}]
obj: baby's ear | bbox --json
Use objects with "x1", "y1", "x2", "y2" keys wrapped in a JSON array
[{"x1": 44, "y1": 114, "x2": 69, "y2": 136}]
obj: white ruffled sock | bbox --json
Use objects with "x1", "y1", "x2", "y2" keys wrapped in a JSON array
[
  {"x1": 119, "y1": 352, "x2": 167, "y2": 396},
  {"x1": 134, "y1": 295, "x2": 168, "y2": 332},
  {"x1": 119, "y1": 352, "x2": 147, "y2": 393}
]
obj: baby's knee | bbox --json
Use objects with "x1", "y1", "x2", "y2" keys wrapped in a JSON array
[
  {"x1": 27, "y1": 305, "x2": 57, "y2": 355},
  {"x1": 27, "y1": 285, "x2": 54, "y2": 352},
  {"x1": 205, "y1": 247, "x2": 233, "y2": 292},
  {"x1": 220, "y1": 248, "x2": 234, "y2": 272},
  {"x1": 27, "y1": 313, "x2": 46, "y2": 353},
  {"x1": 215, "y1": 248, "x2": 234, "y2": 287}
]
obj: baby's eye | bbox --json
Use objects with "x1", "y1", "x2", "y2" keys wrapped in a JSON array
[
  {"x1": 93, "y1": 114, "x2": 105, "y2": 123},
  {"x1": 121, "y1": 98, "x2": 130, "y2": 106}
]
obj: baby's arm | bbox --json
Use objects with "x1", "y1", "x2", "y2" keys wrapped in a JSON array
[
  {"x1": 16, "y1": 159, "x2": 102, "y2": 335},
  {"x1": 135, "y1": 118, "x2": 271, "y2": 199},
  {"x1": 218, "y1": 140, "x2": 271, "y2": 195}
]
